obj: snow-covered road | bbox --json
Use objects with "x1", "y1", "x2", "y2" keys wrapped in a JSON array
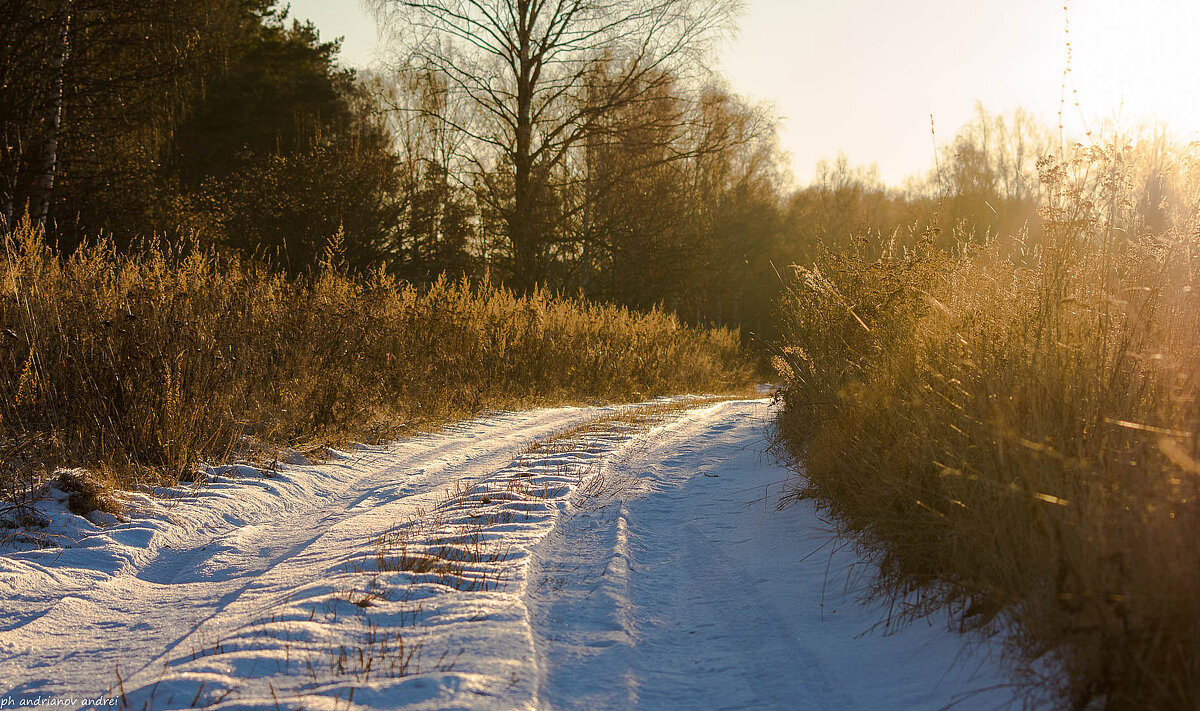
[
  {"x1": 527, "y1": 400, "x2": 1022, "y2": 710},
  {"x1": 0, "y1": 398, "x2": 1023, "y2": 710}
]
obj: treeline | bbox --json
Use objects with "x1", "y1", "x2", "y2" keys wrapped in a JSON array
[
  {"x1": 11, "y1": 0, "x2": 1184, "y2": 349},
  {"x1": 1, "y1": 1, "x2": 398, "y2": 265},
  {"x1": 0, "y1": 0, "x2": 1097, "y2": 343},
  {"x1": 0, "y1": 0, "x2": 780, "y2": 334}
]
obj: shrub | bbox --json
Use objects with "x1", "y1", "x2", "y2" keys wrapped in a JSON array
[
  {"x1": 773, "y1": 144, "x2": 1200, "y2": 709},
  {"x1": 56, "y1": 471, "x2": 122, "y2": 517},
  {"x1": 0, "y1": 220, "x2": 751, "y2": 498}
]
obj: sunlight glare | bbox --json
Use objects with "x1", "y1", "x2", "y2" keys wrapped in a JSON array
[{"x1": 1067, "y1": 0, "x2": 1200, "y2": 141}]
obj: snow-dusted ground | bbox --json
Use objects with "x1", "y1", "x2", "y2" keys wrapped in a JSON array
[{"x1": 0, "y1": 398, "x2": 1025, "y2": 710}]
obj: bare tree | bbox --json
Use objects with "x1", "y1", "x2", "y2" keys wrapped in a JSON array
[{"x1": 374, "y1": 0, "x2": 740, "y2": 289}]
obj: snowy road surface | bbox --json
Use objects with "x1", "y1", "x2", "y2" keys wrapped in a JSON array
[{"x1": 0, "y1": 398, "x2": 1023, "y2": 709}]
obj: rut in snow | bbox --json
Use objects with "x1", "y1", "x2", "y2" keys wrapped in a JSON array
[{"x1": 0, "y1": 398, "x2": 1027, "y2": 710}]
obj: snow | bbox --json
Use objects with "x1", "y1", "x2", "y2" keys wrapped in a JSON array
[
  {"x1": 0, "y1": 398, "x2": 1030, "y2": 709},
  {"x1": 527, "y1": 400, "x2": 1029, "y2": 710}
]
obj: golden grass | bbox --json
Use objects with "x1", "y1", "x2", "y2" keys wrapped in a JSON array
[
  {"x1": 0, "y1": 219, "x2": 752, "y2": 500},
  {"x1": 773, "y1": 144, "x2": 1200, "y2": 709}
]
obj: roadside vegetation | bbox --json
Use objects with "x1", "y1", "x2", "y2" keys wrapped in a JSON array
[
  {"x1": 7, "y1": 0, "x2": 1200, "y2": 703},
  {"x1": 773, "y1": 138, "x2": 1200, "y2": 708},
  {"x1": 0, "y1": 219, "x2": 750, "y2": 503}
]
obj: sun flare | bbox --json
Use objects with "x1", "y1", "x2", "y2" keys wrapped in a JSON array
[{"x1": 1066, "y1": 0, "x2": 1200, "y2": 141}]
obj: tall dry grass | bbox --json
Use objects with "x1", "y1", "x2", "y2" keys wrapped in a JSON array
[
  {"x1": 773, "y1": 143, "x2": 1200, "y2": 709},
  {"x1": 0, "y1": 220, "x2": 751, "y2": 500}
]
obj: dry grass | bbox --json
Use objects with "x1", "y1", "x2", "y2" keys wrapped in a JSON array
[
  {"x1": 774, "y1": 143, "x2": 1200, "y2": 709},
  {"x1": 372, "y1": 518, "x2": 509, "y2": 594},
  {"x1": 0, "y1": 219, "x2": 752, "y2": 502},
  {"x1": 55, "y1": 470, "x2": 123, "y2": 517}
]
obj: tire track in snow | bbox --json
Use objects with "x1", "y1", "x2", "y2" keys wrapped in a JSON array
[
  {"x1": 525, "y1": 399, "x2": 1026, "y2": 711},
  {"x1": 2, "y1": 399, "x2": 1030, "y2": 710},
  {"x1": 105, "y1": 400, "x2": 711, "y2": 709},
  {"x1": 0, "y1": 405, "x2": 624, "y2": 701}
]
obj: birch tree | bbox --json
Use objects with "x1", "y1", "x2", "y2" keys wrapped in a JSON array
[{"x1": 30, "y1": 0, "x2": 73, "y2": 227}]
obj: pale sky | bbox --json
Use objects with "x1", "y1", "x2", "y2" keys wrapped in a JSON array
[{"x1": 287, "y1": 0, "x2": 1200, "y2": 186}]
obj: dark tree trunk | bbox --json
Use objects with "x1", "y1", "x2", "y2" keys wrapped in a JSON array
[{"x1": 509, "y1": 0, "x2": 537, "y2": 292}]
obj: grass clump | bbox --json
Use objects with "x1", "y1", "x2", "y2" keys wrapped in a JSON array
[
  {"x1": 773, "y1": 144, "x2": 1200, "y2": 709},
  {"x1": 56, "y1": 470, "x2": 123, "y2": 517},
  {"x1": 0, "y1": 220, "x2": 751, "y2": 500}
]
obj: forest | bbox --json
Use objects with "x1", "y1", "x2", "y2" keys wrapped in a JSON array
[{"x1": 2, "y1": 0, "x2": 1066, "y2": 343}]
